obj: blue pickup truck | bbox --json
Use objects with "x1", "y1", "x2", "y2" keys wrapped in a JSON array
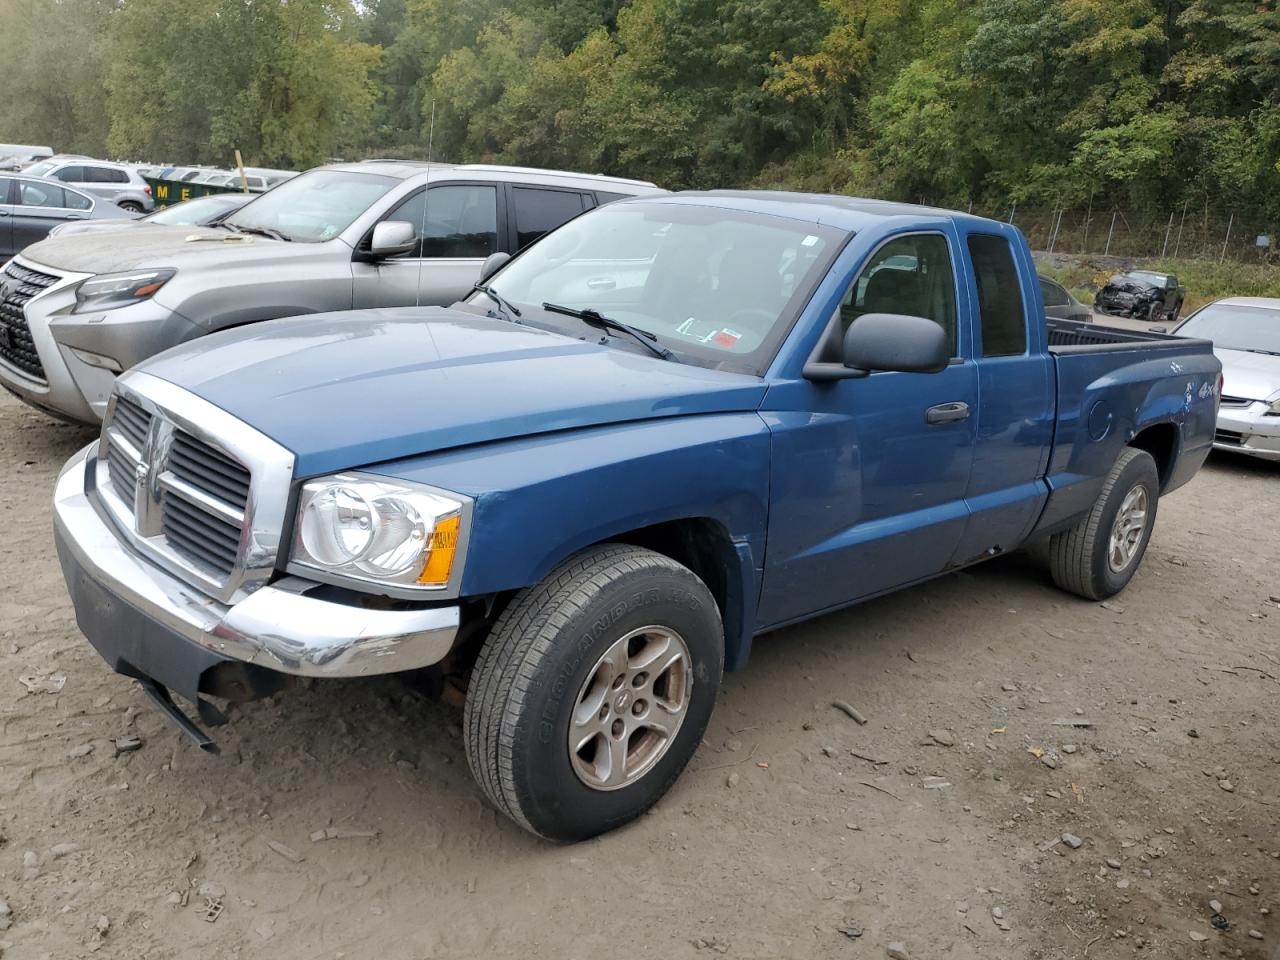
[{"x1": 52, "y1": 192, "x2": 1220, "y2": 841}]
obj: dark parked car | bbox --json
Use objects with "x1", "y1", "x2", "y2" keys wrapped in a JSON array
[
  {"x1": 0, "y1": 174, "x2": 139, "y2": 258},
  {"x1": 48, "y1": 192, "x2": 253, "y2": 239},
  {"x1": 1039, "y1": 275, "x2": 1091, "y2": 322},
  {"x1": 1095, "y1": 270, "x2": 1185, "y2": 323}
]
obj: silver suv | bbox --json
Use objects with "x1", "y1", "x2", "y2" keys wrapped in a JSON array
[
  {"x1": 0, "y1": 161, "x2": 663, "y2": 423},
  {"x1": 22, "y1": 156, "x2": 155, "y2": 213}
]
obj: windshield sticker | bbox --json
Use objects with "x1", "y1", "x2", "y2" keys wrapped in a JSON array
[
  {"x1": 801, "y1": 235, "x2": 819, "y2": 247},
  {"x1": 710, "y1": 328, "x2": 743, "y2": 348}
]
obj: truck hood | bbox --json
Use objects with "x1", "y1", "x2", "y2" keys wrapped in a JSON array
[
  {"x1": 1217, "y1": 347, "x2": 1280, "y2": 402},
  {"x1": 137, "y1": 307, "x2": 768, "y2": 476},
  {"x1": 22, "y1": 225, "x2": 311, "y2": 275}
]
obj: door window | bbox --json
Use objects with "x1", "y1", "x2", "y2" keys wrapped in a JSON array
[
  {"x1": 1039, "y1": 277, "x2": 1068, "y2": 307},
  {"x1": 18, "y1": 181, "x2": 67, "y2": 208},
  {"x1": 51, "y1": 166, "x2": 85, "y2": 183},
  {"x1": 0, "y1": 177, "x2": 13, "y2": 204},
  {"x1": 968, "y1": 234, "x2": 1027, "y2": 356},
  {"x1": 383, "y1": 184, "x2": 498, "y2": 258},
  {"x1": 512, "y1": 187, "x2": 586, "y2": 249},
  {"x1": 839, "y1": 233, "x2": 958, "y2": 352}
]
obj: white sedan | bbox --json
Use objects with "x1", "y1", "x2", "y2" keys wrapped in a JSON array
[{"x1": 1173, "y1": 297, "x2": 1280, "y2": 461}]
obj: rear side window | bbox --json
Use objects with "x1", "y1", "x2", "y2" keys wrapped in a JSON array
[
  {"x1": 64, "y1": 189, "x2": 92, "y2": 210},
  {"x1": 86, "y1": 166, "x2": 127, "y2": 183},
  {"x1": 839, "y1": 233, "x2": 959, "y2": 352},
  {"x1": 1039, "y1": 277, "x2": 1068, "y2": 307},
  {"x1": 512, "y1": 187, "x2": 586, "y2": 248},
  {"x1": 968, "y1": 234, "x2": 1027, "y2": 356}
]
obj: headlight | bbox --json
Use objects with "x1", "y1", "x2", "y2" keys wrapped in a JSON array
[
  {"x1": 1267, "y1": 396, "x2": 1280, "y2": 416},
  {"x1": 74, "y1": 268, "x2": 175, "y2": 313},
  {"x1": 290, "y1": 473, "x2": 466, "y2": 592}
]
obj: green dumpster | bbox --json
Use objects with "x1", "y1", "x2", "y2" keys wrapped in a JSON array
[{"x1": 145, "y1": 177, "x2": 246, "y2": 209}]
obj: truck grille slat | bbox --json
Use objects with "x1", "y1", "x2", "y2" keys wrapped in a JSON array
[
  {"x1": 106, "y1": 443, "x2": 137, "y2": 498},
  {"x1": 0, "y1": 261, "x2": 59, "y2": 382},
  {"x1": 169, "y1": 434, "x2": 251, "y2": 507},
  {"x1": 111, "y1": 398, "x2": 152, "y2": 451},
  {"x1": 161, "y1": 496, "x2": 242, "y2": 575}
]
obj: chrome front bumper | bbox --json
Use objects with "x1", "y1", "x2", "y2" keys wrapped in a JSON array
[
  {"x1": 1214, "y1": 404, "x2": 1280, "y2": 462},
  {"x1": 54, "y1": 444, "x2": 461, "y2": 680}
]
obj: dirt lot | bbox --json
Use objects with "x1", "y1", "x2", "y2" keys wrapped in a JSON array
[{"x1": 1, "y1": 391, "x2": 1277, "y2": 960}]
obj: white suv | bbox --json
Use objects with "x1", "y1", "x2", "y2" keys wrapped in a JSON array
[{"x1": 22, "y1": 156, "x2": 155, "y2": 213}]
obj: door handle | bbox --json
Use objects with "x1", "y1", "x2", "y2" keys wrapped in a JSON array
[
  {"x1": 586, "y1": 277, "x2": 616, "y2": 290},
  {"x1": 926, "y1": 401, "x2": 970, "y2": 424}
]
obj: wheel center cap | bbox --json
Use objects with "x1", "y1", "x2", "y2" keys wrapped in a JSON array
[{"x1": 614, "y1": 690, "x2": 632, "y2": 712}]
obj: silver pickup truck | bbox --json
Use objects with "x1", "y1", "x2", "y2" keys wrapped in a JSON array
[{"x1": 0, "y1": 161, "x2": 662, "y2": 423}]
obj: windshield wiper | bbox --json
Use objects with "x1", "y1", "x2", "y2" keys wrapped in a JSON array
[
  {"x1": 541, "y1": 302, "x2": 677, "y2": 361},
  {"x1": 1243, "y1": 347, "x2": 1280, "y2": 357},
  {"x1": 228, "y1": 223, "x2": 291, "y2": 242},
  {"x1": 471, "y1": 284, "x2": 523, "y2": 324}
]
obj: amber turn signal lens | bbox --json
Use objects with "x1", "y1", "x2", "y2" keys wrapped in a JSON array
[{"x1": 418, "y1": 513, "x2": 461, "y2": 585}]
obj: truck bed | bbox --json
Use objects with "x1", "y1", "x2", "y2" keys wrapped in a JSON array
[{"x1": 1046, "y1": 317, "x2": 1208, "y2": 353}]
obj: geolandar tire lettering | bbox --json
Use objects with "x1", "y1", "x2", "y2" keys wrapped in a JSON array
[
  {"x1": 1048, "y1": 447, "x2": 1160, "y2": 601},
  {"x1": 463, "y1": 544, "x2": 723, "y2": 842}
]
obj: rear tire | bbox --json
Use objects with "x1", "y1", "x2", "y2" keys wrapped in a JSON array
[
  {"x1": 1049, "y1": 447, "x2": 1160, "y2": 600},
  {"x1": 118, "y1": 201, "x2": 144, "y2": 214},
  {"x1": 464, "y1": 545, "x2": 723, "y2": 842}
]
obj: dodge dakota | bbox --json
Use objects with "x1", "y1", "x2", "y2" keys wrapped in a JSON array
[{"x1": 53, "y1": 192, "x2": 1221, "y2": 841}]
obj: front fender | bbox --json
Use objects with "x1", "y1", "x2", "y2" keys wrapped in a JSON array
[{"x1": 371, "y1": 413, "x2": 771, "y2": 657}]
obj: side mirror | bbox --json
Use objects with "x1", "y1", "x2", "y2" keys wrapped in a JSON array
[
  {"x1": 478, "y1": 251, "x2": 510, "y2": 284},
  {"x1": 370, "y1": 220, "x2": 417, "y2": 258},
  {"x1": 843, "y1": 313, "x2": 950, "y2": 374}
]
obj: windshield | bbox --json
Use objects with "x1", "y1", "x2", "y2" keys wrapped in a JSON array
[
  {"x1": 468, "y1": 200, "x2": 847, "y2": 373},
  {"x1": 1127, "y1": 271, "x2": 1168, "y2": 286},
  {"x1": 24, "y1": 160, "x2": 56, "y2": 177},
  {"x1": 225, "y1": 169, "x2": 398, "y2": 242},
  {"x1": 1178, "y1": 303, "x2": 1280, "y2": 355},
  {"x1": 145, "y1": 195, "x2": 240, "y2": 225}
]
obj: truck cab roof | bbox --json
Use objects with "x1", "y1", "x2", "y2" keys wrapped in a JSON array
[{"x1": 646, "y1": 190, "x2": 1008, "y2": 234}]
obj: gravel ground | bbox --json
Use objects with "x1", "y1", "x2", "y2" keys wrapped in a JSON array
[{"x1": 1, "y1": 390, "x2": 1277, "y2": 960}]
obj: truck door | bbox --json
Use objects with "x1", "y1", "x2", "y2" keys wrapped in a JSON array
[
  {"x1": 949, "y1": 230, "x2": 1054, "y2": 564},
  {"x1": 757, "y1": 229, "x2": 978, "y2": 628},
  {"x1": 351, "y1": 183, "x2": 501, "y2": 309}
]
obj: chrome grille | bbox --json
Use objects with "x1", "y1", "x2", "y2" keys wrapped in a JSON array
[
  {"x1": 0, "y1": 261, "x2": 60, "y2": 381},
  {"x1": 94, "y1": 375, "x2": 295, "y2": 604}
]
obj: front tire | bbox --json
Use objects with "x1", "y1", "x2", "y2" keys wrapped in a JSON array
[
  {"x1": 464, "y1": 545, "x2": 723, "y2": 842},
  {"x1": 1048, "y1": 447, "x2": 1160, "y2": 600}
]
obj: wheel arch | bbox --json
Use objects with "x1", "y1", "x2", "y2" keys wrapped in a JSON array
[
  {"x1": 1128, "y1": 421, "x2": 1179, "y2": 490},
  {"x1": 476, "y1": 517, "x2": 758, "y2": 674}
]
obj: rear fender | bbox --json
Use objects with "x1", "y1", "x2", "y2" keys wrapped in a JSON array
[{"x1": 1034, "y1": 350, "x2": 1219, "y2": 534}]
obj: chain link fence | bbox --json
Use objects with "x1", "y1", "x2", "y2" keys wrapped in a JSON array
[{"x1": 956, "y1": 200, "x2": 1278, "y2": 264}]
